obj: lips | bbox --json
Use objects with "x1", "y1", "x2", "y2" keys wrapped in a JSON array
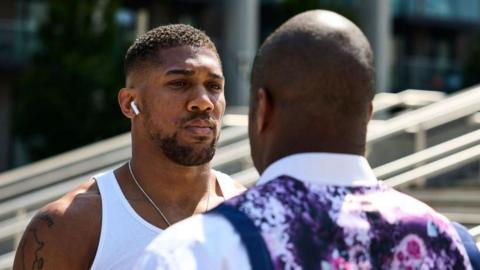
[{"x1": 184, "y1": 120, "x2": 215, "y2": 136}]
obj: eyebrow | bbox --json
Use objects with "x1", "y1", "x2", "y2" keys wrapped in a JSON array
[{"x1": 165, "y1": 69, "x2": 224, "y2": 80}]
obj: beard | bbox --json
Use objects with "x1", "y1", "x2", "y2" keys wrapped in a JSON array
[
  {"x1": 155, "y1": 133, "x2": 216, "y2": 166},
  {"x1": 142, "y1": 108, "x2": 218, "y2": 166}
]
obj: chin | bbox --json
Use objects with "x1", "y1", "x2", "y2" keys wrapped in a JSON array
[{"x1": 181, "y1": 134, "x2": 215, "y2": 145}]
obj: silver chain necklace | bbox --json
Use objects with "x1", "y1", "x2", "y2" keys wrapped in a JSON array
[{"x1": 127, "y1": 160, "x2": 210, "y2": 227}]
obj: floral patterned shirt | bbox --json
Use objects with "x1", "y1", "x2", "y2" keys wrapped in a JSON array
[{"x1": 225, "y1": 176, "x2": 473, "y2": 270}]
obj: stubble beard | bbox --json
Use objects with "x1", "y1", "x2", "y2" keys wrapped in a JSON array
[
  {"x1": 143, "y1": 109, "x2": 217, "y2": 166},
  {"x1": 152, "y1": 132, "x2": 216, "y2": 166}
]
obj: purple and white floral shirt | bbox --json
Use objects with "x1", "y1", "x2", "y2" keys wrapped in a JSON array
[
  {"x1": 226, "y1": 176, "x2": 472, "y2": 269},
  {"x1": 135, "y1": 153, "x2": 473, "y2": 270}
]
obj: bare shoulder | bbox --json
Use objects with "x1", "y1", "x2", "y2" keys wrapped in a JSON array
[{"x1": 13, "y1": 178, "x2": 101, "y2": 270}]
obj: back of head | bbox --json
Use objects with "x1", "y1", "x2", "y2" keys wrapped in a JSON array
[
  {"x1": 250, "y1": 10, "x2": 374, "y2": 157},
  {"x1": 124, "y1": 24, "x2": 219, "y2": 81}
]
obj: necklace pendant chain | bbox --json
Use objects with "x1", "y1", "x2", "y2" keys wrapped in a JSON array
[{"x1": 127, "y1": 160, "x2": 210, "y2": 228}]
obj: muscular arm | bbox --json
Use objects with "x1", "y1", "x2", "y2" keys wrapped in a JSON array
[
  {"x1": 14, "y1": 212, "x2": 54, "y2": 270},
  {"x1": 13, "y1": 180, "x2": 101, "y2": 270}
]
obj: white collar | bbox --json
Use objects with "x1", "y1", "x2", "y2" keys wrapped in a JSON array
[{"x1": 257, "y1": 152, "x2": 377, "y2": 186}]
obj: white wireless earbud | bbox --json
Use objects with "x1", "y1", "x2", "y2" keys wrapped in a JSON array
[{"x1": 130, "y1": 101, "x2": 140, "y2": 115}]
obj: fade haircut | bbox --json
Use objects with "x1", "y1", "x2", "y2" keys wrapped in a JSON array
[{"x1": 124, "y1": 24, "x2": 219, "y2": 75}]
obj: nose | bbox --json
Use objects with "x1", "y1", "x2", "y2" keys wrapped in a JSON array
[{"x1": 187, "y1": 87, "x2": 214, "y2": 112}]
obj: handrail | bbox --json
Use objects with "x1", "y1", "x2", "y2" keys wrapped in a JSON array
[
  {"x1": 0, "y1": 125, "x2": 248, "y2": 202},
  {"x1": 0, "y1": 213, "x2": 33, "y2": 241},
  {"x1": 0, "y1": 88, "x2": 450, "y2": 189},
  {"x1": 374, "y1": 129, "x2": 480, "y2": 179},
  {"x1": 0, "y1": 148, "x2": 131, "y2": 202},
  {"x1": 0, "y1": 87, "x2": 479, "y2": 267},
  {"x1": 384, "y1": 144, "x2": 480, "y2": 187},
  {"x1": 0, "y1": 251, "x2": 14, "y2": 270},
  {"x1": 0, "y1": 132, "x2": 131, "y2": 188},
  {"x1": 0, "y1": 139, "x2": 252, "y2": 219},
  {"x1": 1, "y1": 144, "x2": 479, "y2": 267},
  {"x1": 372, "y1": 89, "x2": 445, "y2": 116},
  {"x1": 0, "y1": 138, "x2": 250, "y2": 219},
  {"x1": 231, "y1": 167, "x2": 259, "y2": 187},
  {"x1": 212, "y1": 139, "x2": 250, "y2": 169},
  {"x1": 229, "y1": 142, "x2": 480, "y2": 190},
  {"x1": 470, "y1": 225, "x2": 480, "y2": 239},
  {"x1": 1, "y1": 86, "x2": 477, "y2": 201},
  {"x1": 0, "y1": 171, "x2": 106, "y2": 219},
  {"x1": 0, "y1": 125, "x2": 246, "y2": 187},
  {"x1": 367, "y1": 85, "x2": 480, "y2": 143}
]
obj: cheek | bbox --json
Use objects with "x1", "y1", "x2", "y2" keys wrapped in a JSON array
[
  {"x1": 214, "y1": 96, "x2": 226, "y2": 117},
  {"x1": 151, "y1": 95, "x2": 184, "y2": 120}
]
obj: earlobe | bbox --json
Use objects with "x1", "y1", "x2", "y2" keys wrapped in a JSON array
[{"x1": 118, "y1": 88, "x2": 138, "y2": 119}]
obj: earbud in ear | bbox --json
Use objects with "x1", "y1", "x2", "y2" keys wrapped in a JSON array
[{"x1": 130, "y1": 101, "x2": 140, "y2": 115}]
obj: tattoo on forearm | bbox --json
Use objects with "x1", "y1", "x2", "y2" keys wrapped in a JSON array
[{"x1": 37, "y1": 214, "x2": 54, "y2": 228}]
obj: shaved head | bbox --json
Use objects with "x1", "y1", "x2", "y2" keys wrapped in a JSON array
[
  {"x1": 249, "y1": 10, "x2": 375, "y2": 171},
  {"x1": 252, "y1": 10, "x2": 374, "y2": 118}
]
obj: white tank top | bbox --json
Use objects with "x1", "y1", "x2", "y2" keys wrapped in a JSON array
[{"x1": 90, "y1": 169, "x2": 240, "y2": 270}]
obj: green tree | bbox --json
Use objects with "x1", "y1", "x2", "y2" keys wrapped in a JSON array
[{"x1": 14, "y1": 0, "x2": 129, "y2": 163}]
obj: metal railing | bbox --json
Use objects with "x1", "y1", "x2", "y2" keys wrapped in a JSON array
[
  {"x1": 470, "y1": 225, "x2": 480, "y2": 241},
  {"x1": 0, "y1": 125, "x2": 248, "y2": 202},
  {"x1": 1, "y1": 87, "x2": 480, "y2": 269},
  {"x1": 367, "y1": 85, "x2": 480, "y2": 144},
  {"x1": 0, "y1": 125, "x2": 250, "y2": 270},
  {"x1": 0, "y1": 251, "x2": 14, "y2": 270},
  {"x1": 383, "y1": 144, "x2": 480, "y2": 187},
  {"x1": 1, "y1": 86, "x2": 479, "y2": 221},
  {"x1": 372, "y1": 89, "x2": 445, "y2": 117},
  {"x1": 0, "y1": 88, "x2": 449, "y2": 201},
  {"x1": 374, "y1": 129, "x2": 480, "y2": 180}
]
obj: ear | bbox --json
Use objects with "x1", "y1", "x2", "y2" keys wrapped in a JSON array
[
  {"x1": 255, "y1": 88, "x2": 273, "y2": 134},
  {"x1": 118, "y1": 87, "x2": 139, "y2": 119},
  {"x1": 367, "y1": 101, "x2": 373, "y2": 120}
]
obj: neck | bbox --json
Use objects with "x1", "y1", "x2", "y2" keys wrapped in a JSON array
[{"x1": 258, "y1": 127, "x2": 366, "y2": 174}]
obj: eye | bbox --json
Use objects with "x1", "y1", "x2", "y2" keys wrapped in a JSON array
[
  {"x1": 168, "y1": 80, "x2": 188, "y2": 89},
  {"x1": 207, "y1": 82, "x2": 223, "y2": 92}
]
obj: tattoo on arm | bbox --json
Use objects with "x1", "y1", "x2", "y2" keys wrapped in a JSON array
[
  {"x1": 37, "y1": 213, "x2": 54, "y2": 228},
  {"x1": 21, "y1": 229, "x2": 45, "y2": 269},
  {"x1": 20, "y1": 214, "x2": 54, "y2": 269}
]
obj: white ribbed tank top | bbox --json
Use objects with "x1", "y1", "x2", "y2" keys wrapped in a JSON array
[{"x1": 90, "y1": 169, "x2": 240, "y2": 270}]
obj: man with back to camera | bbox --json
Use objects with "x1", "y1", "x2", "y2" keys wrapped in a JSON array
[
  {"x1": 136, "y1": 10, "x2": 479, "y2": 269},
  {"x1": 13, "y1": 24, "x2": 245, "y2": 270}
]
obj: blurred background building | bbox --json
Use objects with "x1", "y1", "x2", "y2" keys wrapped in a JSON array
[{"x1": 1, "y1": 0, "x2": 480, "y2": 171}]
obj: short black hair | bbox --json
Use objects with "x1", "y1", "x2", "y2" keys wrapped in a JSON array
[{"x1": 124, "y1": 24, "x2": 219, "y2": 75}]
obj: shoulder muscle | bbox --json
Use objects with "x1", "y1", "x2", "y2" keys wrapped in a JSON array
[{"x1": 13, "y1": 179, "x2": 101, "y2": 270}]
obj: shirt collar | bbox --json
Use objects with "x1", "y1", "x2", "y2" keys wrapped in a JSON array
[{"x1": 257, "y1": 152, "x2": 378, "y2": 186}]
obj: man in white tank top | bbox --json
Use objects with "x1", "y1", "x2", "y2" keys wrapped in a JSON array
[{"x1": 13, "y1": 24, "x2": 245, "y2": 270}]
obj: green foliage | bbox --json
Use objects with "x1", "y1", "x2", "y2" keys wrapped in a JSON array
[{"x1": 14, "y1": 0, "x2": 130, "y2": 162}]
